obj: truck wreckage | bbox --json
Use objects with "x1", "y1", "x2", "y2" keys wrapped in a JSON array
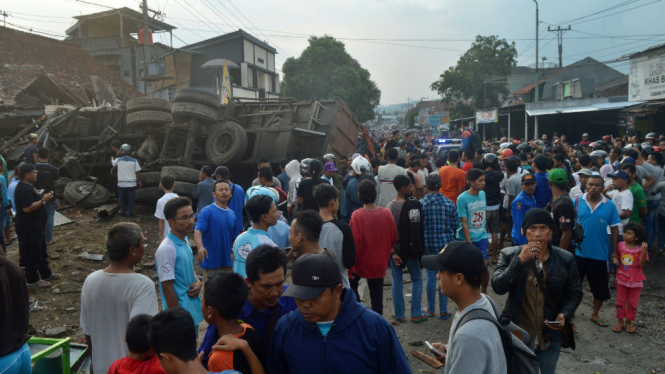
[{"x1": 0, "y1": 89, "x2": 361, "y2": 208}]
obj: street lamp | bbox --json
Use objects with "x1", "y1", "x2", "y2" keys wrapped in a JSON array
[{"x1": 533, "y1": 0, "x2": 539, "y2": 103}]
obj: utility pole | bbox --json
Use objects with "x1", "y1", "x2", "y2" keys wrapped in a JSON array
[
  {"x1": 548, "y1": 25, "x2": 571, "y2": 68},
  {"x1": 1, "y1": 11, "x2": 9, "y2": 27},
  {"x1": 533, "y1": 0, "x2": 539, "y2": 103}
]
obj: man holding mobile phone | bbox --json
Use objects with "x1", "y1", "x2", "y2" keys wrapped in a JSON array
[{"x1": 491, "y1": 208, "x2": 583, "y2": 374}]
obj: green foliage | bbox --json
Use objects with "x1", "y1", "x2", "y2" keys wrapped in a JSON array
[
  {"x1": 430, "y1": 35, "x2": 517, "y2": 109},
  {"x1": 449, "y1": 101, "x2": 475, "y2": 120},
  {"x1": 406, "y1": 107, "x2": 418, "y2": 128},
  {"x1": 280, "y1": 36, "x2": 381, "y2": 122}
]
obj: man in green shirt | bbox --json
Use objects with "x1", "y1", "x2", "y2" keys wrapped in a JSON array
[{"x1": 620, "y1": 164, "x2": 647, "y2": 223}]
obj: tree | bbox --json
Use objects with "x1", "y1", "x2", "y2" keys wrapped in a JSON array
[
  {"x1": 430, "y1": 35, "x2": 517, "y2": 109},
  {"x1": 280, "y1": 36, "x2": 381, "y2": 122}
]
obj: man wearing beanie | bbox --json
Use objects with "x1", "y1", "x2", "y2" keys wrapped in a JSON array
[{"x1": 492, "y1": 208, "x2": 583, "y2": 374}]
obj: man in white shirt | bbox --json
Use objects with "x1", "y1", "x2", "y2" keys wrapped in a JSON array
[
  {"x1": 570, "y1": 169, "x2": 593, "y2": 199},
  {"x1": 377, "y1": 148, "x2": 405, "y2": 207},
  {"x1": 111, "y1": 144, "x2": 142, "y2": 216},
  {"x1": 80, "y1": 223, "x2": 158, "y2": 374},
  {"x1": 604, "y1": 170, "x2": 634, "y2": 233},
  {"x1": 155, "y1": 174, "x2": 178, "y2": 241}
]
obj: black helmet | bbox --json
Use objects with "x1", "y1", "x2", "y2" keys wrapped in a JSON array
[{"x1": 120, "y1": 144, "x2": 132, "y2": 156}]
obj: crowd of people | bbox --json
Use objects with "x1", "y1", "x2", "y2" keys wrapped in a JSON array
[{"x1": 1, "y1": 124, "x2": 661, "y2": 374}]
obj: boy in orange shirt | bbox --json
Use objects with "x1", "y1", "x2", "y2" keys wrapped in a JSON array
[
  {"x1": 202, "y1": 272, "x2": 265, "y2": 374},
  {"x1": 107, "y1": 315, "x2": 166, "y2": 374}
]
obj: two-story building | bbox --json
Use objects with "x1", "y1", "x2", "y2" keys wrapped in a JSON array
[
  {"x1": 64, "y1": 7, "x2": 176, "y2": 95},
  {"x1": 184, "y1": 30, "x2": 280, "y2": 99}
]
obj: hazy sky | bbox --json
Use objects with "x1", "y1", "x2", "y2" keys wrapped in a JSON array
[{"x1": 4, "y1": 0, "x2": 664, "y2": 105}]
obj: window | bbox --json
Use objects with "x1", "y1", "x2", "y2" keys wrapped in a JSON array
[
  {"x1": 563, "y1": 81, "x2": 571, "y2": 98},
  {"x1": 572, "y1": 79, "x2": 582, "y2": 98},
  {"x1": 553, "y1": 83, "x2": 561, "y2": 101},
  {"x1": 257, "y1": 57, "x2": 264, "y2": 64},
  {"x1": 168, "y1": 87, "x2": 175, "y2": 101}
]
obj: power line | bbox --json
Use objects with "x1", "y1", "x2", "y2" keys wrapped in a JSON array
[
  {"x1": 568, "y1": 0, "x2": 662, "y2": 26},
  {"x1": 173, "y1": 0, "x2": 225, "y2": 35},
  {"x1": 549, "y1": 0, "x2": 639, "y2": 26},
  {"x1": 225, "y1": 0, "x2": 291, "y2": 58}
]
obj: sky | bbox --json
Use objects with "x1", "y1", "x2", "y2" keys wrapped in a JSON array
[{"x1": 3, "y1": 0, "x2": 664, "y2": 106}]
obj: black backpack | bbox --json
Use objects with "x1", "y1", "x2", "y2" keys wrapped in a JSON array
[{"x1": 456, "y1": 296, "x2": 540, "y2": 374}]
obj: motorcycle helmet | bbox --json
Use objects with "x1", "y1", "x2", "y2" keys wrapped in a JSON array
[
  {"x1": 646, "y1": 132, "x2": 656, "y2": 140},
  {"x1": 120, "y1": 144, "x2": 132, "y2": 156},
  {"x1": 351, "y1": 157, "x2": 371, "y2": 175},
  {"x1": 500, "y1": 149, "x2": 514, "y2": 160},
  {"x1": 300, "y1": 158, "x2": 312, "y2": 173},
  {"x1": 483, "y1": 153, "x2": 497, "y2": 163},
  {"x1": 323, "y1": 154, "x2": 336, "y2": 163}
]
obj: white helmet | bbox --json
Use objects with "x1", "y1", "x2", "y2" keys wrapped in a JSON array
[{"x1": 351, "y1": 157, "x2": 371, "y2": 174}]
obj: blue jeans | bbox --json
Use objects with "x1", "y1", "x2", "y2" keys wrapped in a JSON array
[
  {"x1": 45, "y1": 199, "x2": 56, "y2": 242},
  {"x1": 390, "y1": 257, "x2": 423, "y2": 319},
  {"x1": 643, "y1": 200, "x2": 659, "y2": 249},
  {"x1": 0, "y1": 342, "x2": 31, "y2": 374},
  {"x1": 118, "y1": 186, "x2": 136, "y2": 216},
  {"x1": 658, "y1": 214, "x2": 665, "y2": 250},
  {"x1": 534, "y1": 332, "x2": 563, "y2": 374},
  {"x1": 425, "y1": 269, "x2": 448, "y2": 314}
]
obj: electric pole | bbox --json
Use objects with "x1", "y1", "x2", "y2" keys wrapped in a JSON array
[
  {"x1": 1, "y1": 11, "x2": 9, "y2": 27},
  {"x1": 532, "y1": 0, "x2": 539, "y2": 103},
  {"x1": 548, "y1": 25, "x2": 571, "y2": 68}
]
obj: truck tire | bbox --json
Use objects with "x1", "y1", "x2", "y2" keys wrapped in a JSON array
[
  {"x1": 127, "y1": 110, "x2": 173, "y2": 127},
  {"x1": 64, "y1": 181, "x2": 110, "y2": 209},
  {"x1": 161, "y1": 166, "x2": 200, "y2": 184},
  {"x1": 174, "y1": 88, "x2": 220, "y2": 109},
  {"x1": 140, "y1": 172, "x2": 162, "y2": 187},
  {"x1": 172, "y1": 102, "x2": 218, "y2": 125},
  {"x1": 126, "y1": 98, "x2": 172, "y2": 113},
  {"x1": 173, "y1": 181, "x2": 196, "y2": 197},
  {"x1": 205, "y1": 121, "x2": 248, "y2": 165},
  {"x1": 135, "y1": 187, "x2": 164, "y2": 203}
]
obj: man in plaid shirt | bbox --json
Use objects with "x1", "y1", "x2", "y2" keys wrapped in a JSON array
[{"x1": 420, "y1": 174, "x2": 459, "y2": 320}]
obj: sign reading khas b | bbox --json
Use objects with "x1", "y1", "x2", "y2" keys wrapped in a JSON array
[{"x1": 629, "y1": 48, "x2": 665, "y2": 102}]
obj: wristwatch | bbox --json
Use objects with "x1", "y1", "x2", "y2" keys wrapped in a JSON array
[{"x1": 41, "y1": 199, "x2": 46, "y2": 205}]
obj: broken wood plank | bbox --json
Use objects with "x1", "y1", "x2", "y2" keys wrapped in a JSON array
[
  {"x1": 411, "y1": 351, "x2": 443, "y2": 369},
  {"x1": 97, "y1": 203, "x2": 119, "y2": 220}
]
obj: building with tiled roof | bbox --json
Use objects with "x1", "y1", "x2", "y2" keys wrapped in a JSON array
[{"x1": 0, "y1": 25, "x2": 142, "y2": 108}]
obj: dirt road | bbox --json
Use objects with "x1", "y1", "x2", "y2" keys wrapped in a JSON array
[{"x1": 8, "y1": 206, "x2": 665, "y2": 373}]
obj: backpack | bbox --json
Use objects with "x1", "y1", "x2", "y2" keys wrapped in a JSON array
[
  {"x1": 572, "y1": 197, "x2": 586, "y2": 250},
  {"x1": 456, "y1": 296, "x2": 540, "y2": 374},
  {"x1": 471, "y1": 131, "x2": 482, "y2": 152},
  {"x1": 396, "y1": 196, "x2": 425, "y2": 261}
]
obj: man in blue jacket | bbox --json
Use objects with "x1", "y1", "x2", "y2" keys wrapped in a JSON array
[{"x1": 267, "y1": 252, "x2": 410, "y2": 374}]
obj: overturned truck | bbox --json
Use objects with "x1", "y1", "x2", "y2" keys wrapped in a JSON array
[{"x1": 1, "y1": 90, "x2": 361, "y2": 206}]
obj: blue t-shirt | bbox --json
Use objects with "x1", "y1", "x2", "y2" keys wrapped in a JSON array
[
  {"x1": 268, "y1": 220, "x2": 291, "y2": 250},
  {"x1": 575, "y1": 195, "x2": 621, "y2": 261},
  {"x1": 233, "y1": 228, "x2": 277, "y2": 277},
  {"x1": 317, "y1": 321, "x2": 334, "y2": 336},
  {"x1": 192, "y1": 178, "x2": 216, "y2": 213},
  {"x1": 155, "y1": 233, "x2": 204, "y2": 326},
  {"x1": 195, "y1": 203, "x2": 241, "y2": 269},
  {"x1": 533, "y1": 172, "x2": 552, "y2": 208},
  {"x1": 511, "y1": 191, "x2": 537, "y2": 245},
  {"x1": 455, "y1": 191, "x2": 488, "y2": 243},
  {"x1": 228, "y1": 183, "x2": 245, "y2": 233}
]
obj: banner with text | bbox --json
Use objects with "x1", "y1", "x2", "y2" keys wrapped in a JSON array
[
  {"x1": 629, "y1": 48, "x2": 665, "y2": 102},
  {"x1": 428, "y1": 112, "x2": 450, "y2": 130},
  {"x1": 476, "y1": 109, "x2": 498, "y2": 124},
  {"x1": 418, "y1": 109, "x2": 430, "y2": 127}
]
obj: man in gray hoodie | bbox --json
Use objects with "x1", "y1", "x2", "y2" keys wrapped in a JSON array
[{"x1": 422, "y1": 241, "x2": 507, "y2": 374}]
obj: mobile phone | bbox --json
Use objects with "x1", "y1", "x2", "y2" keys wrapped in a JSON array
[
  {"x1": 547, "y1": 321, "x2": 562, "y2": 325},
  {"x1": 38, "y1": 189, "x2": 45, "y2": 195},
  {"x1": 425, "y1": 341, "x2": 444, "y2": 357}
]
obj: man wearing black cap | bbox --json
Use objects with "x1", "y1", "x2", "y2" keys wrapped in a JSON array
[
  {"x1": 511, "y1": 173, "x2": 537, "y2": 246},
  {"x1": 422, "y1": 242, "x2": 507, "y2": 374},
  {"x1": 267, "y1": 252, "x2": 410, "y2": 374},
  {"x1": 548, "y1": 169, "x2": 575, "y2": 252},
  {"x1": 213, "y1": 166, "x2": 245, "y2": 234},
  {"x1": 15, "y1": 164, "x2": 58, "y2": 287},
  {"x1": 492, "y1": 208, "x2": 582, "y2": 374}
]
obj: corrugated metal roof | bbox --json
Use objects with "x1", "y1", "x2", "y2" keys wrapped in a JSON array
[{"x1": 525, "y1": 100, "x2": 638, "y2": 116}]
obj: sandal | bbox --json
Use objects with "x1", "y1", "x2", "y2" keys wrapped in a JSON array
[
  {"x1": 590, "y1": 317, "x2": 609, "y2": 327},
  {"x1": 612, "y1": 324, "x2": 624, "y2": 333},
  {"x1": 658, "y1": 249, "x2": 665, "y2": 256},
  {"x1": 421, "y1": 308, "x2": 435, "y2": 318},
  {"x1": 439, "y1": 312, "x2": 452, "y2": 320},
  {"x1": 625, "y1": 324, "x2": 636, "y2": 333},
  {"x1": 411, "y1": 315, "x2": 428, "y2": 324},
  {"x1": 28, "y1": 280, "x2": 51, "y2": 288},
  {"x1": 44, "y1": 273, "x2": 61, "y2": 281},
  {"x1": 46, "y1": 241, "x2": 55, "y2": 245},
  {"x1": 391, "y1": 314, "x2": 406, "y2": 323}
]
